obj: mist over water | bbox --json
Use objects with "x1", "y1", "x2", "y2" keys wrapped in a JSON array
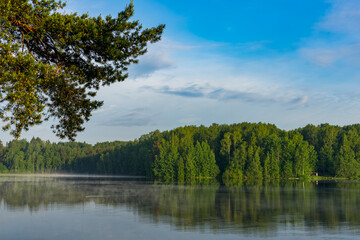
[{"x1": 0, "y1": 176, "x2": 359, "y2": 240}]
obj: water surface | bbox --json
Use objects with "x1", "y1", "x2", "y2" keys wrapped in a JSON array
[{"x1": 0, "y1": 176, "x2": 359, "y2": 239}]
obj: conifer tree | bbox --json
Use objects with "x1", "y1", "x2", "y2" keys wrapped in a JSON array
[
  {"x1": 222, "y1": 143, "x2": 246, "y2": 181},
  {"x1": 282, "y1": 160, "x2": 293, "y2": 179},
  {"x1": 201, "y1": 141, "x2": 219, "y2": 178},
  {"x1": 336, "y1": 134, "x2": 360, "y2": 178},
  {"x1": 270, "y1": 149, "x2": 280, "y2": 179},
  {"x1": 0, "y1": 0, "x2": 164, "y2": 139},
  {"x1": 246, "y1": 146, "x2": 263, "y2": 180},
  {"x1": 263, "y1": 152, "x2": 271, "y2": 179},
  {"x1": 184, "y1": 144, "x2": 196, "y2": 179},
  {"x1": 220, "y1": 132, "x2": 232, "y2": 165},
  {"x1": 177, "y1": 156, "x2": 184, "y2": 182}
]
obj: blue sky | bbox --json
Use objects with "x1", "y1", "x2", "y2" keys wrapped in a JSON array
[{"x1": 9, "y1": 0, "x2": 360, "y2": 143}]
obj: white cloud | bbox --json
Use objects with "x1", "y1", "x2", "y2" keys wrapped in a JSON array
[
  {"x1": 100, "y1": 111, "x2": 154, "y2": 127},
  {"x1": 299, "y1": 44, "x2": 360, "y2": 66},
  {"x1": 178, "y1": 116, "x2": 200, "y2": 124},
  {"x1": 92, "y1": 105, "x2": 118, "y2": 115},
  {"x1": 300, "y1": 0, "x2": 360, "y2": 66},
  {"x1": 144, "y1": 81, "x2": 309, "y2": 108},
  {"x1": 129, "y1": 43, "x2": 175, "y2": 78},
  {"x1": 9, "y1": 0, "x2": 360, "y2": 144},
  {"x1": 317, "y1": 0, "x2": 360, "y2": 37}
]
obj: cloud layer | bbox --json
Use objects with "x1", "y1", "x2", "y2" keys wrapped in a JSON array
[
  {"x1": 5, "y1": 0, "x2": 360, "y2": 145},
  {"x1": 144, "y1": 83, "x2": 309, "y2": 108}
]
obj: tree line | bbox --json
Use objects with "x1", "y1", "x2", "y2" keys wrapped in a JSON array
[{"x1": 0, "y1": 122, "x2": 360, "y2": 180}]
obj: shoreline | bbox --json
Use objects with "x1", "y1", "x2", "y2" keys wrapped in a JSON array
[{"x1": 0, "y1": 173, "x2": 146, "y2": 178}]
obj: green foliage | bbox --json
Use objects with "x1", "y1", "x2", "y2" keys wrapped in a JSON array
[
  {"x1": 0, "y1": 0, "x2": 164, "y2": 139},
  {"x1": 196, "y1": 141, "x2": 219, "y2": 178},
  {"x1": 220, "y1": 132, "x2": 231, "y2": 165},
  {"x1": 263, "y1": 153, "x2": 271, "y2": 180},
  {"x1": 335, "y1": 134, "x2": 360, "y2": 179},
  {"x1": 177, "y1": 157, "x2": 184, "y2": 182},
  {"x1": 153, "y1": 135, "x2": 179, "y2": 181},
  {"x1": 222, "y1": 143, "x2": 246, "y2": 183},
  {"x1": 282, "y1": 160, "x2": 294, "y2": 179},
  {"x1": 0, "y1": 163, "x2": 8, "y2": 173},
  {"x1": 184, "y1": 143, "x2": 196, "y2": 179},
  {"x1": 153, "y1": 138, "x2": 219, "y2": 181},
  {"x1": 1, "y1": 122, "x2": 360, "y2": 181},
  {"x1": 245, "y1": 146, "x2": 263, "y2": 180}
]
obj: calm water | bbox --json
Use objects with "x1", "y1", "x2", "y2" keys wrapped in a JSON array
[{"x1": 0, "y1": 176, "x2": 359, "y2": 240}]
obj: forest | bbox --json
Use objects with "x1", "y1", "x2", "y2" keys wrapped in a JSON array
[{"x1": 0, "y1": 122, "x2": 360, "y2": 181}]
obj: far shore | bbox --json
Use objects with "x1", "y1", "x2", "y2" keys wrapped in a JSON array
[{"x1": 0, "y1": 173, "x2": 146, "y2": 178}]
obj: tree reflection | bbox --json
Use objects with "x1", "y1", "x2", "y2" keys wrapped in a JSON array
[{"x1": 0, "y1": 177, "x2": 360, "y2": 234}]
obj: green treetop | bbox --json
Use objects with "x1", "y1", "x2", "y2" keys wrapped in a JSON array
[{"x1": 0, "y1": 0, "x2": 164, "y2": 139}]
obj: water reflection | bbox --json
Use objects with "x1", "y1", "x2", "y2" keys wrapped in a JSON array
[{"x1": 0, "y1": 176, "x2": 360, "y2": 238}]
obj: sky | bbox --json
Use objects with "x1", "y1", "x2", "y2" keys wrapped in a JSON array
[{"x1": 7, "y1": 0, "x2": 360, "y2": 144}]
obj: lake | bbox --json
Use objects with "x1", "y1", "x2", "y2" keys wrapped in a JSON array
[{"x1": 0, "y1": 176, "x2": 359, "y2": 240}]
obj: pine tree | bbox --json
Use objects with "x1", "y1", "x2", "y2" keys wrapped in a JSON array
[
  {"x1": 201, "y1": 141, "x2": 219, "y2": 178},
  {"x1": 177, "y1": 157, "x2": 185, "y2": 182},
  {"x1": 184, "y1": 144, "x2": 196, "y2": 179},
  {"x1": 282, "y1": 160, "x2": 293, "y2": 179},
  {"x1": 270, "y1": 149, "x2": 280, "y2": 179},
  {"x1": 0, "y1": 0, "x2": 164, "y2": 139},
  {"x1": 222, "y1": 142, "x2": 246, "y2": 182},
  {"x1": 245, "y1": 146, "x2": 263, "y2": 180},
  {"x1": 336, "y1": 134, "x2": 360, "y2": 178},
  {"x1": 263, "y1": 153, "x2": 271, "y2": 180},
  {"x1": 294, "y1": 142, "x2": 313, "y2": 177},
  {"x1": 220, "y1": 132, "x2": 232, "y2": 166}
]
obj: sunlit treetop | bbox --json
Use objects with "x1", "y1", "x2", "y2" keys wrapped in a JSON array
[{"x1": 0, "y1": 0, "x2": 165, "y2": 140}]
